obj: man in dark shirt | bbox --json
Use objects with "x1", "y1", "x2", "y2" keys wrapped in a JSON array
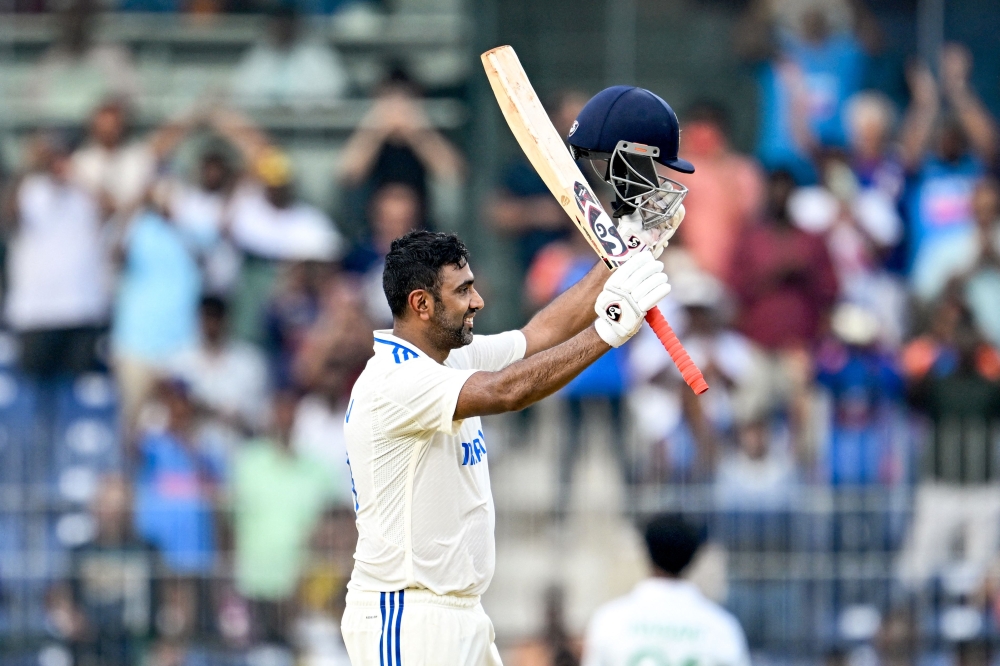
[{"x1": 899, "y1": 323, "x2": 1000, "y2": 588}]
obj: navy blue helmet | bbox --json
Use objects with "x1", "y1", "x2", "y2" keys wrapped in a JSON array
[{"x1": 567, "y1": 86, "x2": 694, "y2": 174}]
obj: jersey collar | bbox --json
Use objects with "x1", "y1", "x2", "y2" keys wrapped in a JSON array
[{"x1": 372, "y1": 330, "x2": 423, "y2": 365}]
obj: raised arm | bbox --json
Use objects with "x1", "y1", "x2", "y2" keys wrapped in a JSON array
[
  {"x1": 520, "y1": 260, "x2": 607, "y2": 357},
  {"x1": 941, "y1": 44, "x2": 998, "y2": 166},
  {"x1": 899, "y1": 62, "x2": 940, "y2": 172}
]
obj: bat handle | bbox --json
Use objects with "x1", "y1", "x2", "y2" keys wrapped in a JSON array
[{"x1": 644, "y1": 306, "x2": 709, "y2": 395}]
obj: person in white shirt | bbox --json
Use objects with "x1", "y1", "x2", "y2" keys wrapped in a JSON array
[
  {"x1": 4, "y1": 133, "x2": 111, "y2": 377},
  {"x1": 582, "y1": 514, "x2": 751, "y2": 666},
  {"x1": 340, "y1": 230, "x2": 672, "y2": 665}
]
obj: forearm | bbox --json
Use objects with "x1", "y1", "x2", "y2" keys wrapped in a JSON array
[
  {"x1": 455, "y1": 326, "x2": 609, "y2": 418},
  {"x1": 949, "y1": 87, "x2": 998, "y2": 163},
  {"x1": 336, "y1": 128, "x2": 388, "y2": 185},
  {"x1": 900, "y1": 102, "x2": 939, "y2": 171},
  {"x1": 521, "y1": 260, "x2": 608, "y2": 356},
  {"x1": 407, "y1": 130, "x2": 466, "y2": 181}
]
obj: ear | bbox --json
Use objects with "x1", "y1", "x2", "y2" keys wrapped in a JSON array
[{"x1": 407, "y1": 289, "x2": 435, "y2": 321}]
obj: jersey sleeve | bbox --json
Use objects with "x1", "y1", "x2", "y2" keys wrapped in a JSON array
[
  {"x1": 381, "y1": 361, "x2": 478, "y2": 435},
  {"x1": 446, "y1": 330, "x2": 527, "y2": 372}
]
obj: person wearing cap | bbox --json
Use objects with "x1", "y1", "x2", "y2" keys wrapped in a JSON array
[{"x1": 582, "y1": 514, "x2": 750, "y2": 666}]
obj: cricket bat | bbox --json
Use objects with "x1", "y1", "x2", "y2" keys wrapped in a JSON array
[{"x1": 482, "y1": 45, "x2": 708, "y2": 395}]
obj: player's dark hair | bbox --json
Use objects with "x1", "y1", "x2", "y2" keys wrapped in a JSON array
[
  {"x1": 383, "y1": 230, "x2": 470, "y2": 318},
  {"x1": 643, "y1": 514, "x2": 703, "y2": 576}
]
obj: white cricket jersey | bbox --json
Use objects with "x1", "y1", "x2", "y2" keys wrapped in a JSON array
[
  {"x1": 345, "y1": 329, "x2": 526, "y2": 597},
  {"x1": 583, "y1": 579, "x2": 751, "y2": 666}
]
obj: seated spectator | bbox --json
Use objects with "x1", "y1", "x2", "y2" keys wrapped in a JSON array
[
  {"x1": 735, "y1": 0, "x2": 880, "y2": 183},
  {"x1": 815, "y1": 303, "x2": 905, "y2": 485},
  {"x1": 112, "y1": 182, "x2": 202, "y2": 437},
  {"x1": 26, "y1": 0, "x2": 139, "y2": 122},
  {"x1": 47, "y1": 475, "x2": 161, "y2": 666},
  {"x1": 582, "y1": 514, "x2": 751, "y2": 666},
  {"x1": 3, "y1": 132, "x2": 110, "y2": 379},
  {"x1": 265, "y1": 261, "x2": 337, "y2": 388},
  {"x1": 729, "y1": 169, "x2": 839, "y2": 453},
  {"x1": 343, "y1": 182, "x2": 423, "y2": 327},
  {"x1": 962, "y1": 177, "x2": 1000, "y2": 347},
  {"x1": 898, "y1": 322, "x2": 1000, "y2": 589},
  {"x1": 673, "y1": 101, "x2": 765, "y2": 280},
  {"x1": 487, "y1": 91, "x2": 587, "y2": 274},
  {"x1": 232, "y1": 389, "x2": 330, "y2": 645},
  {"x1": 134, "y1": 379, "x2": 223, "y2": 576},
  {"x1": 714, "y1": 418, "x2": 798, "y2": 511},
  {"x1": 170, "y1": 295, "x2": 270, "y2": 452},
  {"x1": 336, "y1": 69, "x2": 465, "y2": 230},
  {"x1": 230, "y1": 5, "x2": 348, "y2": 110},
  {"x1": 899, "y1": 45, "x2": 998, "y2": 301}
]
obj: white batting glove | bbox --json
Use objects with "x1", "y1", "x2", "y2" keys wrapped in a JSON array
[
  {"x1": 616, "y1": 205, "x2": 686, "y2": 259},
  {"x1": 594, "y1": 251, "x2": 672, "y2": 347}
]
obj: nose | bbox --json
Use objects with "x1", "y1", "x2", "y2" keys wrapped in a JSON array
[{"x1": 470, "y1": 287, "x2": 485, "y2": 312}]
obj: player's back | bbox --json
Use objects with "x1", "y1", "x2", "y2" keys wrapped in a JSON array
[{"x1": 583, "y1": 578, "x2": 750, "y2": 666}]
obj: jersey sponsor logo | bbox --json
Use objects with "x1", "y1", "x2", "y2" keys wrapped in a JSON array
[
  {"x1": 461, "y1": 429, "x2": 487, "y2": 466},
  {"x1": 374, "y1": 338, "x2": 420, "y2": 364}
]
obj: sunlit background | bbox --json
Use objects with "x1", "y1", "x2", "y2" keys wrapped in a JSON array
[{"x1": 1, "y1": 0, "x2": 1000, "y2": 664}]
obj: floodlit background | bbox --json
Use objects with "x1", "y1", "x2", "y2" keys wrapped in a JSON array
[{"x1": 1, "y1": 0, "x2": 1000, "y2": 664}]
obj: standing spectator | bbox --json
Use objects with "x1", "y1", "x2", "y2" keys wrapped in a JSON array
[
  {"x1": 26, "y1": 0, "x2": 140, "y2": 121},
  {"x1": 815, "y1": 303, "x2": 905, "y2": 485},
  {"x1": 899, "y1": 45, "x2": 998, "y2": 301},
  {"x1": 133, "y1": 378, "x2": 223, "y2": 576},
  {"x1": 898, "y1": 323, "x2": 1000, "y2": 588},
  {"x1": 729, "y1": 169, "x2": 839, "y2": 452},
  {"x1": 714, "y1": 418, "x2": 799, "y2": 511},
  {"x1": 673, "y1": 102, "x2": 766, "y2": 281},
  {"x1": 71, "y1": 101, "x2": 194, "y2": 220},
  {"x1": 47, "y1": 476, "x2": 161, "y2": 666},
  {"x1": 582, "y1": 514, "x2": 750, "y2": 666},
  {"x1": 230, "y1": 5, "x2": 348, "y2": 110},
  {"x1": 112, "y1": 182, "x2": 202, "y2": 436},
  {"x1": 232, "y1": 389, "x2": 330, "y2": 645},
  {"x1": 211, "y1": 108, "x2": 344, "y2": 342},
  {"x1": 736, "y1": 0, "x2": 881, "y2": 183},
  {"x1": 487, "y1": 91, "x2": 588, "y2": 274},
  {"x1": 845, "y1": 91, "x2": 905, "y2": 204},
  {"x1": 336, "y1": 70, "x2": 465, "y2": 230},
  {"x1": 343, "y1": 182, "x2": 423, "y2": 327},
  {"x1": 3, "y1": 133, "x2": 110, "y2": 379},
  {"x1": 170, "y1": 295, "x2": 270, "y2": 451}
]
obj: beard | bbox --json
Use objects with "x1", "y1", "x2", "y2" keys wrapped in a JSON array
[{"x1": 430, "y1": 302, "x2": 475, "y2": 349}]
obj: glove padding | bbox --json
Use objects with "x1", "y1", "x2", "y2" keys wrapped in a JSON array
[
  {"x1": 594, "y1": 251, "x2": 672, "y2": 347},
  {"x1": 616, "y1": 205, "x2": 686, "y2": 259}
]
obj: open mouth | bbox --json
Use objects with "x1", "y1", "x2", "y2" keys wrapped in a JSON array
[{"x1": 464, "y1": 315, "x2": 475, "y2": 328}]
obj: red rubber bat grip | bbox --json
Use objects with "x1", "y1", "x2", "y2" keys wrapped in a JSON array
[{"x1": 644, "y1": 306, "x2": 709, "y2": 395}]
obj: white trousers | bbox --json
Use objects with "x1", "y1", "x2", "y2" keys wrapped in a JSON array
[
  {"x1": 897, "y1": 483, "x2": 1000, "y2": 588},
  {"x1": 341, "y1": 588, "x2": 503, "y2": 666}
]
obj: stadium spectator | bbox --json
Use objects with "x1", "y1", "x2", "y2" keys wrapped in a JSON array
[
  {"x1": 133, "y1": 378, "x2": 224, "y2": 575},
  {"x1": 714, "y1": 418, "x2": 798, "y2": 510},
  {"x1": 815, "y1": 303, "x2": 905, "y2": 485},
  {"x1": 898, "y1": 322, "x2": 1000, "y2": 589},
  {"x1": 729, "y1": 169, "x2": 838, "y2": 453},
  {"x1": 845, "y1": 91, "x2": 905, "y2": 204},
  {"x1": 674, "y1": 101, "x2": 766, "y2": 281},
  {"x1": 232, "y1": 389, "x2": 330, "y2": 645},
  {"x1": 265, "y1": 261, "x2": 336, "y2": 388},
  {"x1": 735, "y1": 0, "x2": 881, "y2": 183},
  {"x1": 230, "y1": 5, "x2": 348, "y2": 110},
  {"x1": 487, "y1": 91, "x2": 587, "y2": 274},
  {"x1": 26, "y1": 0, "x2": 140, "y2": 122},
  {"x1": 46, "y1": 475, "x2": 161, "y2": 666},
  {"x1": 2, "y1": 132, "x2": 110, "y2": 378},
  {"x1": 342, "y1": 182, "x2": 423, "y2": 327},
  {"x1": 336, "y1": 69, "x2": 465, "y2": 230},
  {"x1": 962, "y1": 177, "x2": 1000, "y2": 347},
  {"x1": 170, "y1": 295, "x2": 270, "y2": 456},
  {"x1": 208, "y1": 108, "x2": 343, "y2": 343},
  {"x1": 582, "y1": 514, "x2": 750, "y2": 666},
  {"x1": 111, "y1": 181, "x2": 202, "y2": 436},
  {"x1": 899, "y1": 45, "x2": 998, "y2": 301},
  {"x1": 166, "y1": 146, "x2": 242, "y2": 295}
]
